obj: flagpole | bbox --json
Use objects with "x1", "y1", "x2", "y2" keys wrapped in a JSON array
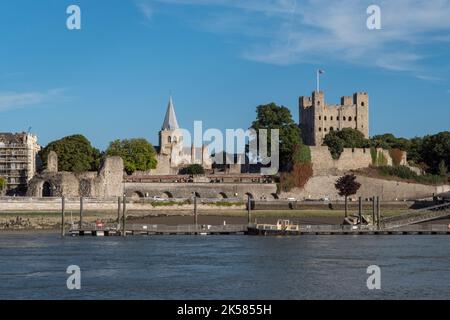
[{"x1": 317, "y1": 70, "x2": 319, "y2": 92}]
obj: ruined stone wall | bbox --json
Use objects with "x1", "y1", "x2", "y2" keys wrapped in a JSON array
[
  {"x1": 281, "y1": 175, "x2": 448, "y2": 201},
  {"x1": 27, "y1": 156, "x2": 124, "y2": 198},
  {"x1": 309, "y1": 146, "x2": 406, "y2": 175}
]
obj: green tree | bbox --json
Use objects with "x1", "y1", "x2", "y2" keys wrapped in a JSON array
[
  {"x1": 439, "y1": 160, "x2": 448, "y2": 177},
  {"x1": 371, "y1": 133, "x2": 411, "y2": 151},
  {"x1": 180, "y1": 164, "x2": 205, "y2": 175},
  {"x1": 335, "y1": 174, "x2": 361, "y2": 217},
  {"x1": 323, "y1": 133, "x2": 345, "y2": 159},
  {"x1": 106, "y1": 138, "x2": 157, "y2": 175},
  {"x1": 0, "y1": 176, "x2": 6, "y2": 193},
  {"x1": 251, "y1": 103, "x2": 302, "y2": 169},
  {"x1": 40, "y1": 135, "x2": 102, "y2": 172},
  {"x1": 323, "y1": 128, "x2": 369, "y2": 159},
  {"x1": 421, "y1": 132, "x2": 450, "y2": 174}
]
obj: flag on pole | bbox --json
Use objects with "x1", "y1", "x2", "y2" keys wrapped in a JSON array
[{"x1": 318, "y1": 69, "x2": 325, "y2": 74}]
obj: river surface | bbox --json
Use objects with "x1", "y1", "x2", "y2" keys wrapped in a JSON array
[{"x1": 0, "y1": 233, "x2": 449, "y2": 299}]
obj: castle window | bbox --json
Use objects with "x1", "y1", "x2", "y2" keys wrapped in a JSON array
[
  {"x1": 324, "y1": 116, "x2": 327, "y2": 121},
  {"x1": 319, "y1": 127, "x2": 322, "y2": 132},
  {"x1": 330, "y1": 116, "x2": 333, "y2": 121},
  {"x1": 318, "y1": 116, "x2": 321, "y2": 120},
  {"x1": 330, "y1": 127, "x2": 334, "y2": 131},
  {"x1": 168, "y1": 136, "x2": 172, "y2": 143},
  {"x1": 348, "y1": 116, "x2": 352, "y2": 121},
  {"x1": 324, "y1": 127, "x2": 327, "y2": 132},
  {"x1": 361, "y1": 102, "x2": 365, "y2": 106},
  {"x1": 343, "y1": 116, "x2": 346, "y2": 121},
  {"x1": 337, "y1": 116, "x2": 339, "y2": 121}
]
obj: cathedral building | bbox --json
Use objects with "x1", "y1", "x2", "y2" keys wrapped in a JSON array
[{"x1": 150, "y1": 97, "x2": 212, "y2": 175}]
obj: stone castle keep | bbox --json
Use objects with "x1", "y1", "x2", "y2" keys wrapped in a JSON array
[{"x1": 300, "y1": 91, "x2": 369, "y2": 146}]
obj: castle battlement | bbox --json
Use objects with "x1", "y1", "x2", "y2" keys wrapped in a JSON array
[{"x1": 299, "y1": 91, "x2": 369, "y2": 146}]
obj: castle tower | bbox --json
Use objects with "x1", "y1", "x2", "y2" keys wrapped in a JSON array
[
  {"x1": 299, "y1": 91, "x2": 369, "y2": 146},
  {"x1": 159, "y1": 96, "x2": 182, "y2": 156}
]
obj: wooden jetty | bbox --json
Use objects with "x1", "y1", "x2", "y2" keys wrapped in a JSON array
[{"x1": 68, "y1": 223, "x2": 450, "y2": 237}]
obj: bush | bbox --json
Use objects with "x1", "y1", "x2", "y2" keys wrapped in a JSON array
[
  {"x1": 293, "y1": 144, "x2": 311, "y2": 164},
  {"x1": 279, "y1": 163, "x2": 313, "y2": 192},
  {"x1": 0, "y1": 177, "x2": 6, "y2": 192},
  {"x1": 179, "y1": 164, "x2": 205, "y2": 175},
  {"x1": 378, "y1": 165, "x2": 446, "y2": 185},
  {"x1": 389, "y1": 148, "x2": 404, "y2": 166}
]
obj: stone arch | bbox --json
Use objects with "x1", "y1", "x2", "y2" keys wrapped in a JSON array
[
  {"x1": 218, "y1": 192, "x2": 228, "y2": 199},
  {"x1": 131, "y1": 191, "x2": 145, "y2": 199},
  {"x1": 42, "y1": 181, "x2": 53, "y2": 197},
  {"x1": 162, "y1": 191, "x2": 174, "y2": 199}
]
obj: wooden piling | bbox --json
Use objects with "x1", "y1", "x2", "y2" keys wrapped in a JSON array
[
  {"x1": 61, "y1": 196, "x2": 65, "y2": 237},
  {"x1": 358, "y1": 197, "x2": 362, "y2": 227},
  {"x1": 117, "y1": 196, "x2": 121, "y2": 224},
  {"x1": 194, "y1": 194, "x2": 198, "y2": 228},
  {"x1": 372, "y1": 196, "x2": 376, "y2": 226},
  {"x1": 376, "y1": 196, "x2": 381, "y2": 230},
  {"x1": 247, "y1": 196, "x2": 251, "y2": 224},
  {"x1": 79, "y1": 197, "x2": 83, "y2": 230},
  {"x1": 122, "y1": 195, "x2": 126, "y2": 236}
]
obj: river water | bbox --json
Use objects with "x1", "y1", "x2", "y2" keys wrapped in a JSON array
[{"x1": 0, "y1": 233, "x2": 449, "y2": 299}]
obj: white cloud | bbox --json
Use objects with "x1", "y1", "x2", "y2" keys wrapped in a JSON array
[
  {"x1": 143, "y1": 0, "x2": 450, "y2": 78},
  {"x1": 135, "y1": 0, "x2": 154, "y2": 22},
  {"x1": 0, "y1": 89, "x2": 64, "y2": 112}
]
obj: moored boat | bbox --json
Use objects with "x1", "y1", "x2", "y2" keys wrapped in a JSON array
[{"x1": 246, "y1": 219, "x2": 300, "y2": 236}]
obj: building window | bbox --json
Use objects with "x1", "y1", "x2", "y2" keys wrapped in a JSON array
[
  {"x1": 319, "y1": 116, "x2": 321, "y2": 120},
  {"x1": 330, "y1": 116, "x2": 333, "y2": 121},
  {"x1": 348, "y1": 116, "x2": 352, "y2": 121},
  {"x1": 324, "y1": 116, "x2": 327, "y2": 121},
  {"x1": 318, "y1": 127, "x2": 322, "y2": 132},
  {"x1": 324, "y1": 127, "x2": 327, "y2": 132},
  {"x1": 330, "y1": 127, "x2": 334, "y2": 131},
  {"x1": 361, "y1": 102, "x2": 365, "y2": 106},
  {"x1": 343, "y1": 116, "x2": 346, "y2": 121},
  {"x1": 168, "y1": 136, "x2": 172, "y2": 143},
  {"x1": 337, "y1": 116, "x2": 339, "y2": 121}
]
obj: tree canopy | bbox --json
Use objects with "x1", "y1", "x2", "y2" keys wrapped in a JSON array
[
  {"x1": 323, "y1": 128, "x2": 370, "y2": 159},
  {"x1": 40, "y1": 134, "x2": 102, "y2": 173},
  {"x1": 105, "y1": 139, "x2": 157, "y2": 175},
  {"x1": 179, "y1": 164, "x2": 205, "y2": 175},
  {"x1": 335, "y1": 174, "x2": 361, "y2": 198},
  {"x1": 251, "y1": 103, "x2": 302, "y2": 169}
]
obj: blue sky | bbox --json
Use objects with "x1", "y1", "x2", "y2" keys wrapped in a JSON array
[{"x1": 1, "y1": 0, "x2": 450, "y2": 150}]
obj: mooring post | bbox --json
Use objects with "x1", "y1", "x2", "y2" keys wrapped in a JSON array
[
  {"x1": 372, "y1": 196, "x2": 376, "y2": 227},
  {"x1": 247, "y1": 196, "x2": 251, "y2": 224},
  {"x1": 117, "y1": 196, "x2": 121, "y2": 224},
  {"x1": 194, "y1": 193, "x2": 198, "y2": 230},
  {"x1": 79, "y1": 197, "x2": 83, "y2": 230},
  {"x1": 376, "y1": 196, "x2": 381, "y2": 230},
  {"x1": 122, "y1": 195, "x2": 126, "y2": 236},
  {"x1": 61, "y1": 196, "x2": 65, "y2": 237},
  {"x1": 358, "y1": 197, "x2": 362, "y2": 227}
]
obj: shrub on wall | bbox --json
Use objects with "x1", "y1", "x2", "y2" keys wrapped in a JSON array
[
  {"x1": 377, "y1": 151, "x2": 388, "y2": 166},
  {"x1": 379, "y1": 165, "x2": 446, "y2": 185},
  {"x1": 370, "y1": 147, "x2": 378, "y2": 165},
  {"x1": 389, "y1": 148, "x2": 404, "y2": 166},
  {"x1": 279, "y1": 162, "x2": 313, "y2": 192},
  {"x1": 293, "y1": 144, "x2": 311, "y2": 164}
]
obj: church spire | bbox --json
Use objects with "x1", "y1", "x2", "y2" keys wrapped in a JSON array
[{"x1": 161, "y1": 96, "x2": 179, "y2": 130}]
